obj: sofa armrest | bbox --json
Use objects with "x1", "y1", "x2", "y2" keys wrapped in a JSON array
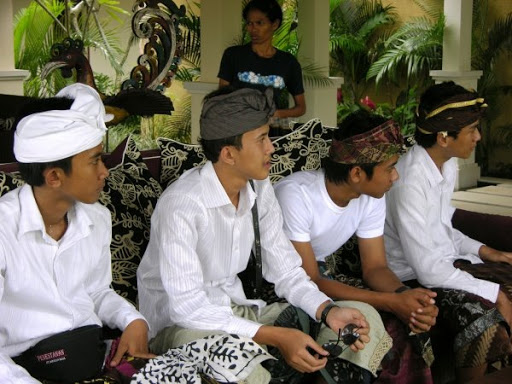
[{"x1": 452, "y1": 209, "x2": 512, "y2": 251}]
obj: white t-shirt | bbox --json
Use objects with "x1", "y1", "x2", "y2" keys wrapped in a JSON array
[{"x1": 274, "y1": 170, "x2": 385, "y2": 261}]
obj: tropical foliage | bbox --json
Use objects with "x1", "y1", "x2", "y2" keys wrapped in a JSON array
[
  {"x1": 366, "y1": 0, "x2": 444, "y2": 89},
  {"x1": 14, "y1": 0, "x2": 128, "y2": 97},
  {"x1": 329, "y1": 0, "x2": 396, "y2": 102},
  {"x1": 471, "y1": 0, "x2": 512, "y2": 175}
]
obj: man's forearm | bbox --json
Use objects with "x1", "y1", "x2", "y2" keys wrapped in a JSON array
[
  {"x1": 315, "y1": 277, "x2": 397, "y2": 312},
  {"x1": 363, "y1": 267, "x2": 404, "y2": 293}
]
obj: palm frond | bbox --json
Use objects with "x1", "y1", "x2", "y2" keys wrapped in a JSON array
[
  {"x1": 300, "y1": 61, "x2": 333, "y2": 88},
  {"x1": 367, "y1": 15, "x2": 444, "y2": 85},
  {"x1": 14, "y1": 1, "x2": 66, "y2": 74},
  {"x1": 412, "y1": 0, "x2": 443, "y2": 20},
  {"x1": 482, "y1": 13, "x2": 512, "y2": 70},
  {"x1": 491, "y1": 123, "x2": 512, "y2": 147},
  {"x1": 154, "y1": 94, "x2": 191, "y2": 143},
  {"x1": 179, "y1": 12, "x2": 201, "y2": 68}
]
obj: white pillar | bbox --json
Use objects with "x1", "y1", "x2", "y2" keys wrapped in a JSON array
[
  {"x1": 183, "y1": 0, "x2": 241, "y2": 143},
  {"x1": 429, "y1": 0, "x2": 481, "y2": 190},
  {"x1": 297, "y1": 0, "x2": 340, "y2": 127},
  {"x1": 0, "y1": 0, "x2": 29, "y2": 95}
]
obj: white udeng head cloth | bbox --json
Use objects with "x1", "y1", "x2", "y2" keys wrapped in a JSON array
[{"x1": 14, "y1": 83, "x2": 108, "y2": 163}]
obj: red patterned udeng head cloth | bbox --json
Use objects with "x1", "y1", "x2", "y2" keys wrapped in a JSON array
[{"x1": 329, "y1": 119, "x2": 404, "y2": 164}]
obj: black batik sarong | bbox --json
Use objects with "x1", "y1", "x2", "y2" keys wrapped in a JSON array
[
  {"x1": 317, "y1": 261, "x2": 434, "y2": 384},
  {"x1": 406, "y1": 258, "x2": 512, "y2": 369}
]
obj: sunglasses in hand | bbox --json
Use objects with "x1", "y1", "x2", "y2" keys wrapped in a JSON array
[{"x1": 321, "y1": 323, "x2": 360, "y2": 359}]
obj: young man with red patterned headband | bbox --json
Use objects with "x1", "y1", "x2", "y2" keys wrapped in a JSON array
[
  {"x1": 384, "y1": 81, "x2": 512, "y2": 382},
  {"x1": 275, "y1": 109, "x2": 439, "y2": 383}
]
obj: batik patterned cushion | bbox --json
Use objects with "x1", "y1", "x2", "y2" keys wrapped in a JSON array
[
  {"x1": 158, "y1": 118, "x2": 336, "y2": 187},
  {"x1": 99, "y1": 136, "x2": 163, "y2": 305},
  {"x1": 0, "y1": 169, "x2": 24, "y2": 197},
  {"x1": 269, "y1": 118, "x2": 334, "y2": 184},
  {"x1": 157, "y1": 138, "x2": 207, "y2": 187}
]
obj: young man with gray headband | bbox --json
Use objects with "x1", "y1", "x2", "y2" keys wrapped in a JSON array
[{"x1": 137, "y1": 87, "x2": 393, "y2": 383}]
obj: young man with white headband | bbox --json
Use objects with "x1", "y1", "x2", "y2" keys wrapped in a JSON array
[
  {"x1": 384, "y1": 81, "x2": 512, "y2": 382},
  {"x1": 274, "y1": 109, "x2": 438, "y2": 383},
  {"x1": 0, "y1": 83, "x2": 153, "y2": 383},
  {"x1": 137, "y1": 87, "x2": 394, "y2": 383}
]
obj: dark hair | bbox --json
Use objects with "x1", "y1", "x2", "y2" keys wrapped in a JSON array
[
  {"x1": 19, "y1": 157, "x2": 73, "y2": 187},
  {"x1": 243, "y1": 0, "x2": 283, "y2": 28},
  {"x1": 414, "y1": 129, "x2": 459, "y2": 148},
  {"x1": 199, "y1": 86, "x2": 244, "y2": 162},
  {"x1": 415, "y1": 81, "x2": 466, "y2": 148},
  {"x1": 199, "y1": 135, "x2": 244, "y2": 163},
  {"x1": 323, "y1": 109, "x2": 387, "y2": 185}
]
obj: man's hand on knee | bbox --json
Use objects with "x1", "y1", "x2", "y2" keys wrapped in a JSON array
[{"x1": 254, "y1": 326, "x2": 328, "y2": 373}]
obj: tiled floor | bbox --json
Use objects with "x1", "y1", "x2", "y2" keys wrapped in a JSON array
[{"x1": 452, "y1": 181, "x2": 512, "y2": 217}]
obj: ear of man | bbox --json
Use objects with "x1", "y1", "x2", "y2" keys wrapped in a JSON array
[
  {"x1": 436, "y1": 132, "x2": 451, "y2": 148},
  {"x1": 349, "y1": 165, "x2": 363, "y2": 184},
  {"x1": 219, "y1": 145, "x2": 238, "y2": 166},
  {"x1": 43, "y1": 167, "x2": 66, "y2": 188}
]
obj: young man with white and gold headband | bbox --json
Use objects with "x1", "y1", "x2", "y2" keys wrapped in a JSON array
[
  {"x1": 384, "y1": 81, "x2": 512, "y2": 382},
  {"x1": 274, "y1": 109, "x2": 439, "y2": 383}
]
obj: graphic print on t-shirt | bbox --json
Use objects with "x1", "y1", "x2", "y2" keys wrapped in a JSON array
[{"x1": 237, "y1": 71, "x2": 285, "y2": 89}]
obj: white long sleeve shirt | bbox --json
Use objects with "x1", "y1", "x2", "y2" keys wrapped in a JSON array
[
  {"x1": 137, "y1": 161, "x2": 329, "y2": 339},
  {"x1": 0, "y1": 185, "x2": 145, "y2": 384},
  {"x1": 384, "y1": 145, "x2": 499, "y2": 303}
]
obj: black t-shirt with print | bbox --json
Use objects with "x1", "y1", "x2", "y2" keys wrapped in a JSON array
[{"x1": 217, "y1": 43, "x2": 304, "y2": 109}]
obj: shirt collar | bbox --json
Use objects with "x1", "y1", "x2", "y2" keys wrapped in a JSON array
[
  {"x1": 200, "y1": 161, "x2": 257, "y2": 213},
  {"x1": 18, "y1": 184, "x2": 93, "y2": 240},
  {"x1": 413, "y1": 145, "x2": 445, "y2": 187},
  {"x1": 18, "y1": 184, "x2": 45, "y2": 238}
]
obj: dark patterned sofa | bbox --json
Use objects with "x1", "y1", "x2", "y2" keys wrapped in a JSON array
[{"x1": 1, "y1": 118, "x2": 511, "y2": 383}]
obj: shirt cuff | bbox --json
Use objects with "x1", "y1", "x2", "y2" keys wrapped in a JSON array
[
  {"x1": 119, "y1": 312, "x2": 148, "y2": 332},
  {"x1": 460, "y1": 237, "x2": 484, "y2": 256},
  {"x1": 477, "y1": 280, "x2": 500, "y2": 303},
  {"x1": 225, "y1": 317, "x2": 262, "y2": 339},
  {"x1": 299, "y1": 290, "x2": 331, "y2": 322}
]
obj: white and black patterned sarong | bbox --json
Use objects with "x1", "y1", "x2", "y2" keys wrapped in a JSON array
[{"x1": 131, "y1": 333, "x2": 275, "y2": 384}]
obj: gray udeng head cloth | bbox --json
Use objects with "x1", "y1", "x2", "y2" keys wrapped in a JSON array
[{"x1": 200, "y1": 88, "x2": 276, "y2": 140}]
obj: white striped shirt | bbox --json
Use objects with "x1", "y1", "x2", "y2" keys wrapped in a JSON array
[
  {"x1": 0, "y1": 185, "x2": 145, "y2": 384},
  {"x1": 138, "y1": 161, "x2": 329, "y2": 339}
]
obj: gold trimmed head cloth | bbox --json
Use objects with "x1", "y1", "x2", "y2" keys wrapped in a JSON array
[{"x1": 416, "y1": 90, "x2": 487, "y2": 135}]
